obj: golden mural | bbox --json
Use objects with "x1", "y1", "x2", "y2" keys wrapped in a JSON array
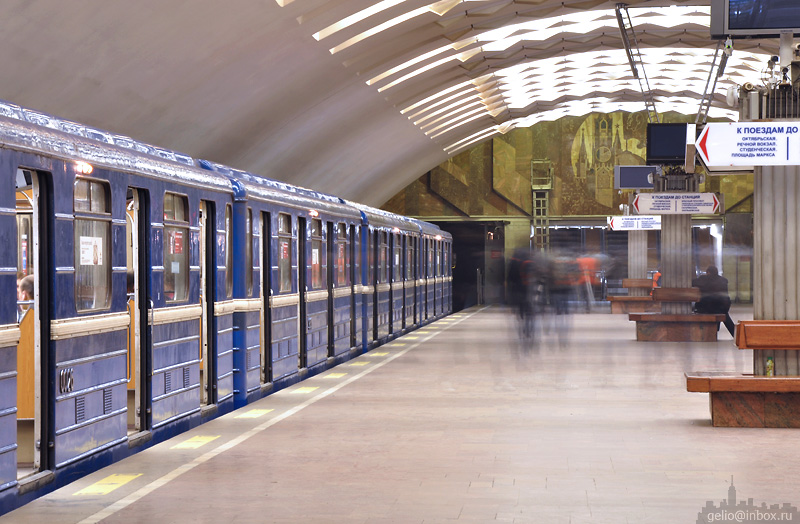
[{"x1": 381, "y1": 111, "x2": 754, "y2": 219}]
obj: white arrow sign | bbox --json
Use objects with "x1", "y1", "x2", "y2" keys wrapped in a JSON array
[
  {"x1": 632, "y1": 193, "x2": 721, "y2": 215},
  {"x1": 607, "y1": 215, "x2": 662, "y2": 231},
  {"x1": 697, "y1": 122, "x2": 800, "y2": 167}
]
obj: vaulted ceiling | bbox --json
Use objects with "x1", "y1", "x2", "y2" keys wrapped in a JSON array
[{"x1": 0, "y1": 1, "x2": 778, "y2": 206}]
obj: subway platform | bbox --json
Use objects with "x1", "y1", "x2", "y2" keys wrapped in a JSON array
[{"x1": 5, "y1": 304, "x2": 800, "y2": 524}]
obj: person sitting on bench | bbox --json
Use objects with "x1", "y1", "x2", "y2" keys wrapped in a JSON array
[{"x1": 692, "y1": 266, "x2": 735, "y2": 337}]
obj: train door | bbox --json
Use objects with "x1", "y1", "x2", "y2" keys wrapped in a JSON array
[
  {"x1": 199, "y1": 201, "x2": 216, "y2": 406},
  {"x1": 297, "y1": 216, "x2": 308, "y2": 369},
  {"x1": 349, "y1": 224, "x2": 357, "y2": 349},
  {"x1": 261, "y1": 211, "x2": 272, "y2": 384},
  {"x1": 15, "y1": 168, "x2": 49, "y2": 479},
  {"x1": 326, "y1": 222, "x2": 334, "y2": 357},
  {"x1": 125, "y1": 188, "x2": 149, "y2": 434}
]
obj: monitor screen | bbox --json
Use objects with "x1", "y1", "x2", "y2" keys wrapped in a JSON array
[
  {"x1": 614, "y1": 166, "x2": 657, "y2": 189},
  {"x1": 646, "y1": 123, "x2": 688, "y2": 165},
  {"x1": 711, "y1": 0, "x2": 800, "y2": 38}
]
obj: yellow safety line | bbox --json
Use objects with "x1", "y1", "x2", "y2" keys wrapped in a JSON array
[
  {"x1": 74, "y1": 474, "x2": 143, "y2": 496},
  {"x1": 171, "y1": 436, "x2": 220, "y2": 449},
  {"x1": 235, "y1": 409, "x2": 274, "y2": 419}
]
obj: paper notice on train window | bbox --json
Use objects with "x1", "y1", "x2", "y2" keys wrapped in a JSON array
[
  {"x1": 79, "y1": 236, "x2": 103, "y2": 265},
  {"x1": 312, "y1": 248, "x2": 319, "y2": 265}
]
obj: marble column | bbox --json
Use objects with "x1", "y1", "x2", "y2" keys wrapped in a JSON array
[
  {"x1": 753, "y1": 164, "x2": 800, "y2": 375},
  {"x1": 628, "y1": 230, "x2": 649, "y2": 296},
  {"x1": 660, "y1": 214, "x2": 693, "y2": 314}
]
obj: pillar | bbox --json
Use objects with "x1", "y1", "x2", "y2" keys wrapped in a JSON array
[
  {"x1": 628, "y1": 230, "x2": 649, "y2": 296},
  {"x1": 660, "y1": 214, "x2": 693, "y2": 314},
  {"x1": 753, "y1": 165, "x2": 800, "y2": 375}
]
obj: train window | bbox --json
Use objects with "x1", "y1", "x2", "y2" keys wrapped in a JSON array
[
  {"x1": 163, "y1": 192, "x2": 189, "y2": 303},
  {"x1": 277, "y1": 213, "x2": 292, "y2": 293},
  {"x1": 310, "y1": 218, "x2": 323, "y2": 290},
  {"x1": 74, "y1": 178, "x2": 112, "y2": 311},
  {"x1": 225, "y1": 205, "x2": 233, "y2": 298},
  {"x1": 246, "y1": 208, "x2": 253, "y2": 297},
  {"x1": 436, "y1": 242, "x2": 442, "y2": 277},
  {"x1": 336, "y1": 223, "x2": 348, "y2": 286}
]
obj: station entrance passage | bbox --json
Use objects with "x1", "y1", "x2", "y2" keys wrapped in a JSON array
[{"x1": 9, "y1": 304, "x2": 800, "y2": 524}]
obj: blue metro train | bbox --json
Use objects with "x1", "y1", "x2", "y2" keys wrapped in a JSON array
[{"x1": 0, "y1": 100, "x2": 452, "y2": 513}]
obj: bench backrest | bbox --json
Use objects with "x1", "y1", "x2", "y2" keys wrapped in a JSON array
[
  {"x1": 621, "y1": 278, "x2": 653, "y2": 289},
  {"x1": 651, "y1": 287, "x2": 700, "y2": 302},
  {"x1": 735, "y1": 320, "x2": 800, "y2": 350}
]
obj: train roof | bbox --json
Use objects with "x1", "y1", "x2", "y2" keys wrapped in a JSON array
[
  {"x1": 199, "y1": 160, "x2": 361, "y2": 219},
  {"x1": 0, "y1": 100, "x2": 231, "y2": 191}
]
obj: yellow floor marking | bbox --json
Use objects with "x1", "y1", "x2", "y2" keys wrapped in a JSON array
[
  {"x1": 325, "y1": 372, "x2": 347, "y2": 378},
  {"x1": 390, "y1": 343, "x2": 407, "y2": 347},
  {"x1": 292, "y1": 386, "x2": 319, "y2": 394},
  {"x1": 75, "y1": 474, "x2": 143, "y2": 496},
  {"x1": 404, "y1": 336, "x2": 419, "y2": 340},
  {"x1": 235, "y1": 409, "x2": 274, "y2": 419},
  {"x1": 172, "y1": 435, "x2": 220, "y2": 449},
  {"x1": 370, "y1": 352, "x2": 388, "y2": 356},
  {"x1": 349, "y1": 361, "x2": 369, "y2": 366}
]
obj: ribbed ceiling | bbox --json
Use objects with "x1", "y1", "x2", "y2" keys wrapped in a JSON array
[{"x1": 0, "y1": 1, "x2": 780, "y2": 205}]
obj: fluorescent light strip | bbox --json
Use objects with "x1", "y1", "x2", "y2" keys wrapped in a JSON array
[
  {"x1": 414, "y1": 97, "x2": 482, "y2": 125},
  {"x1": 314, "y1": 0, "x2": 408, "y2": 41},
  {"x1": 330, "y1": 7, "x2": 428, "y2": 55},
  {"x1": 407, "y1": 88, "x2": 477, "y2": 120},
  {"x1": 427, "y1": 109, "x2": 487, "y2": 138},
  {"x1": 377, "y1": 54, "x2": 459, "y2": 93},
  {"x1": 420, "y1": 101, "x2": 486, "y2": 131},
  {"x1": 401, "y1": 79, "x2": 475, "y2": 114}
]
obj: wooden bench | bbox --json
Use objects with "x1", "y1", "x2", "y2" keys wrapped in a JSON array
[
  {"x1": 608, "y1": 278, "x2": 660, "y2": 314},
  {"x1": 686, "y1": 320, "x2": 800, "y2": 427}
]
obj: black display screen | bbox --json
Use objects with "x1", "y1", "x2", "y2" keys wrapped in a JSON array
[
  {"x1": 646, "y1": 124, "x2": 688, "y2": 165},
  {"x1": 729, "y1": 0, "x2": 800, "y2": 30}
]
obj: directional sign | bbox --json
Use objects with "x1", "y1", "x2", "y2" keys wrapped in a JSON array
[
  {"x1": 632, "y1": 193, "x2": 721, "y2": 215},
  {"x1": 696, "y1": 122, "x2": 800, "y2": 167},
  {"x1": 607, "y1": 215, "x2": 662, "y2": 231}
]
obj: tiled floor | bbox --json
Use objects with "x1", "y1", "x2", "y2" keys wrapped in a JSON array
[{"x1": 6, "y1": 305, "x2": 800, "y2": 524}]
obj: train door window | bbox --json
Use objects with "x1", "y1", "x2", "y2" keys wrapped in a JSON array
[
  {"x1": 427, "y1": 239, "x2": 434, "y2": 277},
  {"x1": 336, "y1": 223, "x2": 348, "y2": 286},
  {"x1": 437, "y1": 241, "x2": 442, "y2": 277},
  {"x1": 277, "y1": 213, "x2": 292, "y2": 293},
  {"x1": 368, "y1": 231, "x2": 375, "y2": 285},
  {"x1": 225, "y1": 205, "x2": 233, "y2": 298},
  {"x1": 164, "y1": 193, "x2": 189, "y2": 302},
  {"x1": 246, "y1": 208, "x2": 253, "y2": 297},
  {"x1": 74, "y1": 178, "x2": 112, "y2": 311},
  {"x1": 310, "y1": 219, "x2": 323, "y2": 290},
  {"x1": 393, "y1": 234, "x2": 402, "y2": 282},
  {"x1": 379, "y1": 232, "x2": 388, "y2": 283},
  {"x1": 406, "y1": 237, "x2": 414, "y2": 280}
]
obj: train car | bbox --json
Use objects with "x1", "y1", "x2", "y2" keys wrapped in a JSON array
[
  {"x1": 344, "y1": 203, "x2": 422, "y2": 348},
  {"x1": 0, "y1": 99, "x2": 454, "y2": 516},
  {"x1": 196, "y1": 163, "x2": 364, "y2": 402},
  {"x1": 0, "y1": 100, "x2": 239, "y2": 508}
]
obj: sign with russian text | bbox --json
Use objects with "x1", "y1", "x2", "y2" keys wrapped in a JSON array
[
  {"x1": 607, "y1": 215, "x2": 662, "y2": 231},
  {"x1": 696, "y1": 122, "x2": 800, "y2": 167},
  {"x1": 632, "y1": 193, "x2": 720, "y2": 215}
]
